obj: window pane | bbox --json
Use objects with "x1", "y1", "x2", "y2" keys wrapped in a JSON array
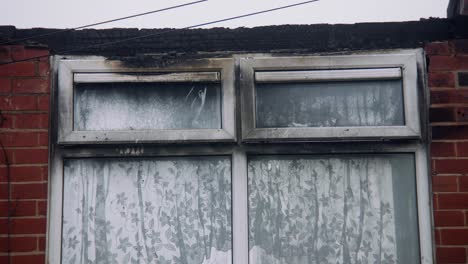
[
  {"x1": 62, "y1": 157, "x2": 231, "y2": 264},
  {"x1": 74, "y1": 82, "x2": 221, "y2": 131},
  {"x1": 248, "y1": 154, "x2": 419, "y2": 264},
  {"x1": 255, "y1": 80, "x2": 404, "y2": 128}
]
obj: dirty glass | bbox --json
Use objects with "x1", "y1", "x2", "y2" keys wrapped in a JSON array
[
  {"x1": 74, "y1": 82, "x2": 221, "y2": 131},
  {"x1": 248, "y1": 154, "x2": 419, "y2": 264},
  {"x1": 62, "y1": 156, "x2": 231, "y2": 264},
  {"x1": 255, "y1": 80, "x2": 404, "y2": 128}
]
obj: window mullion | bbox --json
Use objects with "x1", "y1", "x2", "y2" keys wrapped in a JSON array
[{"x1": 232, "y1": 149, "x2": 249, "y2": 264}]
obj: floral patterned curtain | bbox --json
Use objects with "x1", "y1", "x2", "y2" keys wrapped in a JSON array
[
  {"x1": 62, "y1": 157, "x2": 231, "y2": 264},
  {"x1": 248, "y1": 155, "x2": 413, "y2": 264}
]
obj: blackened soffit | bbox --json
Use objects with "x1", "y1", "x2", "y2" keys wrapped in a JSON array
[{"x1": 0, "y1": 17, "x2": 467, "y2": 57}]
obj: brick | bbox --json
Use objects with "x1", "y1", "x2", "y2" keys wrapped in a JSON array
[
  {"x1": 435, "y1": 229, "x2": 441, "y2": 245},
  {"x1": 459, "y1": 176, "x2": 468, "y2": 192},
  {"x1": 38, "y1": 132, "x2": 48, "y2": 146},
  {"x1": 10, "y1": 217, "x2": 46, "y2": 234},
  {"x1": 435, "y1": 159, "x2": 468, "y2": 174},
  {"x1": 431, "y1": 90, "x2": 468, "y2": 104},
  {"x1": 436, "y1": 247, "x2": 466, "y2": 263},
  {"x1": 455, "y1": 107, "x2": 468, "y2": 122},
  {"x1": 11, "y1": 148, "x2": 48, "y2": 164},
  {"x1": 430, "y1": 107, "x2": 455, "y2": 122},
  {"x1": 0, "y1": 62, "x2": 36, "y2": 77},
  {"x1": 0, "y1": 78, "x2": 11, "y2": 93},
  {"x1": 10, "y1": 46, "x2": 49, "y2": 61},
  {"x1": 432, "y1": 176, "x2": 458, "y2": 192},
  {"x1": 11, "y1": 182, "x2": 47, "y2": 199},
  {"x1": 439, "y1": 193, "x2": 468, "y2": 209},
  {"x1": 12, "y1": 200, "x2": 39, "y2": 217},
  {"x1": 431, "y1": 142, "x2": 455, "y2": 157},
  {"x1": 0, "y1": 132, "x2": 42, "y2": 147},
  {"x1": 433, "y1": 126, "x2": 468, "y2": 140},
  {"x1": 426, "y1": 42, "x2": 451, "y2": 56},
  {"x1": 0, "y1": 200, "x2": 8, "y2": 216},
  {"x1": 0, "y1": 113, "x2": 14, "y2": 128},
  {"x1": 0, "y1": 46, "x2": 11, "y2": 62},
  {"x1": 0, "y1": 167, "x2": 6, "y2": 182},
  {"x1": 11, "y1": 254, "x2": 45, "y2": 264},
  {"x1": 0, "y1": 95, "x2": 36, "y2": 110},
  {"x1": 459, "y1": 72, "x2": 468, "y2": 87},
  {"x1": 428, "y1": 72, "x2": 455, "y2": 87},
  {"x1": 0, "y1": 183, "x2": 8, "y2": 199},
  {"x1": 14, "y1": 113, "x2": 49, "y2": 129},
  {"x1": 0, "y1": 147, "x2": 12, "y2": 163},
  {"x1": 9, "y1": 46, "x2": 24, "y2": 60},
  {"x1": 38, "y1": 236, "x2": 45, "y2": 251},
  {"x1": 454, "y1": 39, "x2": 468, "y2": 54},
  {"x1": 37, "y1": 95, "x2": 49, "y2": 111},
  {"x1": 0, "y1": 166, "x2": 47, "y2": 183},
  {"x1": 0, "y1": 236, "x2": 37, "y2": 252},
  {"x1": 38, "y1": 61, "x2": 49, "y2": 77},
  {"x1": 441, "y1": 229, "x2": 468, "y2": 245},
  {"x1": 430, "y1": 56, "x2": 468, "y2": 71},
  {"x1": 12, "y1": 78, "x2": 49, "y2": 94},
  {"x1": 0, "y1": 200, "x2": 36, "y2": 217},
  {"x1": 458, "y1": 142, "x2": 468, "y2": 156},
  {"x1": 37, "y1": 200, "x2": 47, "y2": 216},
  {"x1": 0, "y1": 218, "x2": 7, "y2": 233},
  {"x1": 434, "y1": 210, "x2": 465, "y2": 227}
]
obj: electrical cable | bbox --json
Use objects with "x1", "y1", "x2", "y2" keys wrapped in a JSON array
[
  {"x1": 0, "y1": 0, "x2": 208, "y2": 45},
  {"x1": 0, "y1": 0, "x2": 319, "y2": 66}
]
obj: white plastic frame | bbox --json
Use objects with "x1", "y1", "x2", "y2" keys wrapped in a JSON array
[
  {"x1": 47, "y1": 143, "x2": 433, "y2": 264},
  {"x1": 57, "y1": 58, "x2": 236, "y2": 144},
  {"x1": 240, "y1": 50, "x2": 423, "y2": 142}
]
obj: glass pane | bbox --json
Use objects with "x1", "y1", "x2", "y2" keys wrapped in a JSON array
[
  {"x1": 248, "y1": 154, "x2": 419, "y2": 264},
  {"x1": 74, "y1": 82, "x2": 221, "y2": 131},
  {"x1": 255, "y1": 80, "x2": 405, "y2": 128},
  {"x1": 62, "y1": 157, "x2": 231, "y2": 264}
]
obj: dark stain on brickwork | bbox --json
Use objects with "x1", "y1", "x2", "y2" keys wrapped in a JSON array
[{"x1": 458, "y1": 72, "x2": 468, "y2": 87}]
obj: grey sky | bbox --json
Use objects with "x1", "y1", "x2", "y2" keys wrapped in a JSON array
[{"x1": 1, "y1": 0, "x2": 449, "y2": 29}]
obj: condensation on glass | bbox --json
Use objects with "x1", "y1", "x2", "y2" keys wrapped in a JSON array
[
  {"x1": 248, "y1": 154, "x2": 419, "y2": 264},
  {"x1": 62, "y1": 156, "x2": 232, "y2": 264},
  {"x1": 74, "y1": 82, "x2": 222, "y2": 131},
  {"x1": 255, "y1": 80, "x2": 405, "y2": 128}
]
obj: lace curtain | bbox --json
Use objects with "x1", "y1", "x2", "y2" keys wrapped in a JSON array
[
  {"x1": 248, "y1": 155, "x2": 416, "y2": 264},
  {"x1": 62, "y1": 157, "x2": 232, "y2": 264}
]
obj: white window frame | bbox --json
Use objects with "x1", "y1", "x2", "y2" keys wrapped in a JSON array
[
  {"x1": 240, "y1": 50, "x2": 423, "y2": 142},
  {"x1": 57, "y1": 57, "x2": 236, "y2": 144},
  {"x1": 47, "y1": 144, "x2": 433, "y2": 264},
  {"x1": 47, "y1": 51, "x2": 434, "y2": 264}
]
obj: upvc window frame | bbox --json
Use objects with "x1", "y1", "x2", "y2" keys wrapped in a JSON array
[
  {"x1": 239, "y1": 50, "x2": 423, "y2": 142},
  {"x1": 47, "y1": 50, "x2": 433, "y2": 264},
  {"x1": 57, "y1": 57, "x2": 236, "y2": 144},
  {"x1": 47, "y1": 143, "x2": 433, "y2": 264}
]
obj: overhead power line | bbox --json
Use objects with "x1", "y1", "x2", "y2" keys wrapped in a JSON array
[
  {"x1": 0, "y1": 0, "x2": 319, "y2": 66},
  {"x1": 0, "y1": 0, "x2": 208, "y2": 46}
]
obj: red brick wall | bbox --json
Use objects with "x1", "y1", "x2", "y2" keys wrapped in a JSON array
[
  {"x1": 0, "y1": 45, "x2": 50, "y2": 264},
  {"x1": 0, "y1": 41, "x2": 467, "y2": 263},
  {"x1": 428, "y1": 40, "x2": 468, "y2": 263}
]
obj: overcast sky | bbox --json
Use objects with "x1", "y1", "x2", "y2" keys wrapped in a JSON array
[{"x1": 1, "y1": 0, "x2": 449, "y2": 29}]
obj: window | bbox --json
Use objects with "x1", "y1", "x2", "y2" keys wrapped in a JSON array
[
  {"x1": 57, "y1": 58, "x2": 236, "y2": 144},
  {"x1": 48, "y1": 50, "x2": 433, "y2": 264},
  {"x1": 240, "y1": 51, "x2": 421, "y2": 141}
]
